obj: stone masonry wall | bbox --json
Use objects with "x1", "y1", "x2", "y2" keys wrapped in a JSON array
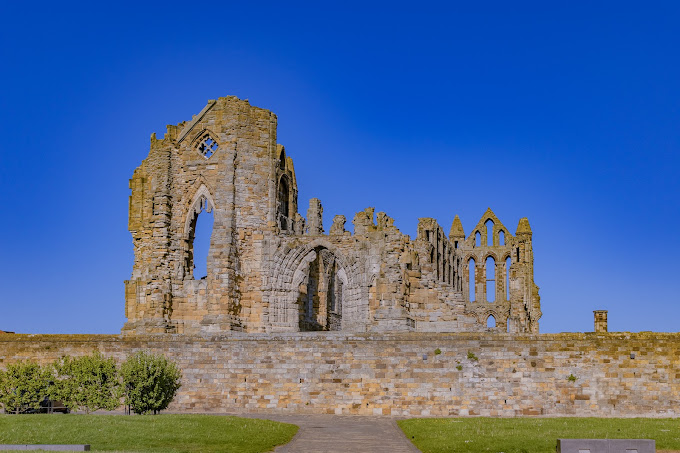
[{"x1": 1, "y1": 332, "x2": 678, "y2": 417}]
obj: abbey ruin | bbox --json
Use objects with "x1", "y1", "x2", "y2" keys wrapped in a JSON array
[
  {"x1": 3, "y1": 96, "x2": 678, "y2": 418},
  {"x1": 123, "y1": 96, "x2": 541, "y2": 335}
]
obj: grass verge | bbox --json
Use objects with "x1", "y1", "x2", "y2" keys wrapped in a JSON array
[
  {"x1": 398, "y1": 417, "x2": 680, "y2": 453},
  {"x1": 0, "y1": 414, "x2": 298, "y2": 453}
]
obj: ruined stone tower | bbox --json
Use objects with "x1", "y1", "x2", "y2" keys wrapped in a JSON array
[{"x1": 124, "y1": 96, "x2": 541, "y2": 335}]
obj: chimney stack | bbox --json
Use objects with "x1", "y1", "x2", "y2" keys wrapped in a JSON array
[{"x1": 593, "y1": 310, "x2": 608, "y2": 333}]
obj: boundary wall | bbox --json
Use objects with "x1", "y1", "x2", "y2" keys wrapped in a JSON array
[{"x1": 0, "y1": 332, "x2": 678, "y2": 417}]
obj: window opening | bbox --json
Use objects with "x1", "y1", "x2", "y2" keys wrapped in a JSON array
[
  {"x1": 475, "y1": 231, "x2": 481, "y2": 247},
  {"x1": 277, "y1": 177, "x2": 290, "y2": 230},
  {"x1": 469, "y1": 258, "x2": 476, "y2": 301},
  {"x1": 507, "y1": 317, "x2": 511, "y2": 332},
  {"x1": 487, "y1": 315, "x2": 496, "y2": 328},
  {"x1": 506, "y1": 257, "x2": 511, "y2": 300},
  {"x1": 195, "y1": 132, "x2": 219, "y2": 159},
  {"x1": 499, "y1": 230, "x2": 505, "y2": 245},
  {"x1": 516, "y1": 247, "x2": 520, "y2": 262},
  {"x1": 485, "y1": 219, "x2": 494, "y2": 246},
  {"x1": 486, "y1": 256, "x2": 496, "y2": 302},
  {"x1": 454, "y1": 240, "x2": 458, "y2": 249},
  {"x1": 191, "y1": 207, "x2": 213, "y2": 279},
  {"x1": 279, "y1": 150, "x2": 286, "y2": 170}
]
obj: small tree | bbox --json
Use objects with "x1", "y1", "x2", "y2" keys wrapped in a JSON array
[
  {"x1": 0, "y1": 361, "x2": 53, "y2": 414},
  {"x1": 52, "y1": 351, "x2": 121, "y2": 413},
  {"x1": 121, "y1": 351, "x2": 181, "y2": 415}
]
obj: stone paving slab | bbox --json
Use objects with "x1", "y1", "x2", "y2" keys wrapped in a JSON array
[{"x1": 245, "y1": 414, "x2": 421, "y2": 453}]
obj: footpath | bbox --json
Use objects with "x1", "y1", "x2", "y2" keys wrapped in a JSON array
[{"x1": 246, "y1": 414, "x2": 422, "y2": 453}]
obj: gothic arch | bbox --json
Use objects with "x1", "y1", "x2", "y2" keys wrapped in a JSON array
[
  {"x1": 267, "y1": 239, "x2": 366, "y2": 332},
  {"x1": 183, "y1": 184, "x2": 216, "y2": 235}
]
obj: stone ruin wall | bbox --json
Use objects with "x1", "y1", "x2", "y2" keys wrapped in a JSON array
[
  {"x1": 123, "y1": 96, "x2": 541, "y2": 336},
  {"x1": 1, "y1": 332, "x2": 677, "y2": 417}
]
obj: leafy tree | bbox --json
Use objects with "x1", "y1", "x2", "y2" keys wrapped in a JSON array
[
  {"x1": 52, "y1": 351, "x2": 121, "y2": 413},
  {"x1": 121, "y1": 351, "x2": 182, "y2": 415},
  {"x1": 0, "y1": 361, "x2": 53, "y2": 414}
]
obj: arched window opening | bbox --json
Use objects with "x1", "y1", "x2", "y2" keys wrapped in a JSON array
[
  {"x1": 499, "y1": 230, "x2": 505, "y2": 246},
  {"x1": 516, "y1": 247, "x2": 520, "y2": 262},
  {"x1": 279, "y1": 150, "x2": 286, "y2": 170},
  {"x1": 505, "y1": 257, "x2": 511, "y2": 301},
  {"x1": 454, "y1": 240, "x2": 459, "y2": 249},
  {"x1": 189, "y1": 205, "x2": 214, "y2": 280},
  {"x1": 469, "y1": 258, "x2": 476, "y2": 301},
  {"x1": 277, "y1": 176, "x2": 290, "y2": 230},
  {"x1": 475, "y1": 231, "x2": 481, "y2": 247},
  {"x1": 487, "y1": 315, "x2": 496, "y2": 328},
  {"x1": 485, "y1": 219, "x2": 494, "y2": 246},
  {"x1": 506, "y1": 317, "x2": 512, "y2": 332},
  {"x1": 486, "y1": 256, "x2": 496, "y2": 302}
]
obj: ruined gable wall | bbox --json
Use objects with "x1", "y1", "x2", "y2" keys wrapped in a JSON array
[
  {"x1": 125, "y1": 97, "x2": 280, "y2": 335},
  {"x1": 2, "y1": 332, "x2": 678, "y2": 417}
]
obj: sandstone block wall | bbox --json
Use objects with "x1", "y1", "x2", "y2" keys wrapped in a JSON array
[{"x1": 2, "y1": 332, "x2": 677, "y2": 417}]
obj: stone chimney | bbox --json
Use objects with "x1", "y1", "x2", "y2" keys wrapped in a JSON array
[{"x1": 593, "y1": 310, "x2": 608, "y2": 333}]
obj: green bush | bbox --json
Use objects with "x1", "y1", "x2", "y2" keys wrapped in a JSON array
[
  {"x1": 0, "y1": 361, "x2": 53, "y2": 414},
  {"x1": 121, "y1": 351, "x2": 182, "y2": 415},
  {"x1": 52, "y1": 351, "x2": 121, "y2": 413}
]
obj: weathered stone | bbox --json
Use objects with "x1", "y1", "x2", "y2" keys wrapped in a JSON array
[
  {"x1": 1, "y1": 332, "x2": 679, "y2": 417},
  {"x1": 123, "y1": 96, "x2": 540, "y2": 335}
]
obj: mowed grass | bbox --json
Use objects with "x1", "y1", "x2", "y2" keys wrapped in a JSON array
[
  {"x1": 398, "y1": 417, "x2": 680, "y2": 453},
  {"x1": 0, "y1": 414, "x2": 298, "y2": 453}
]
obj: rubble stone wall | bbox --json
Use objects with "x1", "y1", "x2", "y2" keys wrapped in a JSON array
[{"x1": 2, "y1": 332, "x2": 677, "y2": 417}]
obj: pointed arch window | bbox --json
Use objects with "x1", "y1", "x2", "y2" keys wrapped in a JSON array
[
  {"x1": 277, "y1": 176, "x2": 290, "y2": 230},
  {"x1": 506, "y1": 257, "x2": 511, "y2": 300},
  {"x1": 487, "y1": 315, "x2": 496, "y2": 328},
  {"x1": 469, "y1": 258, "x2": 476, "y2": 302},
  {"x1": 486, "y1": 256, "x2": 496, "y2": 302},
  {"x1": 185, "y1": 194, "x2": 214, "y2": 280},
  {"x1": 485, "y1": 219, "x2": 494, "y2": 246}
]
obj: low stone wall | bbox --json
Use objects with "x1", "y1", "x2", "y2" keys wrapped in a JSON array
[{"x1": 0, "y1": 332, "x2": 677, "y2": 417}]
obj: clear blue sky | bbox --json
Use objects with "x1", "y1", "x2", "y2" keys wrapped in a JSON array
[{"x1": 1, "y1": 2, "x2": 678, "y2": 334}]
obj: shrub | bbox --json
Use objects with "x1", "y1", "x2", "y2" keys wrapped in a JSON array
[
  {"x1": 121, "y1": 351, "x2": 182, "y2": 415},
  {"x1": 0, "y1": 361, "x2": 53, "y2": 414},
  {"x1": 52, "y1": 351, "x2": 121, "y2": 413},
  {"x1": 567, "y1": 374, "x2": 578, "y2": 382},
  {"x1": 466, "y1": 351, "x2": 478, "y2": 361},
  {"x1": 434, "y1": 348, "x2": 442, "y2": 355}
]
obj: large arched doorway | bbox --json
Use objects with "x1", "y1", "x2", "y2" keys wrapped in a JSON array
[{"x1": 297, "y1": 247, "x2": 346, "y2": 331}]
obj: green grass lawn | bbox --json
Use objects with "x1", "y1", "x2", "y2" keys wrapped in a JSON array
[
  {"x1": 398, "y1": 417, "x2": 680, "y2": 453},
  {"x1": 0, "y1": 414, "x2": 298, "y2": 453}
]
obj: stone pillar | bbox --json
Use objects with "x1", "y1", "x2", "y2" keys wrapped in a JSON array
[
  {"x1": 594, "y1": 310, "x2": 608, "y2": 333},
  {"x1": 306, "y1": 198, "x2": 324, "y2": 235}
]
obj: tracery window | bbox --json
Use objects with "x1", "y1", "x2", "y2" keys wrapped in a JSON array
[{"x1": 195, "y1": 131, "x2": 219, "y2": 159}]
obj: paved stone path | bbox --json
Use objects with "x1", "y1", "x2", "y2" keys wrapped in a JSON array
[{"x1": 246, "y1": 414, "x2": 422, "y2": 453}]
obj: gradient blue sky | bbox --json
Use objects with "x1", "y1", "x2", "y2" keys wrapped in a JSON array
[{"x1": 1, "y1": 2, "x2": 678, "y2": 334}]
